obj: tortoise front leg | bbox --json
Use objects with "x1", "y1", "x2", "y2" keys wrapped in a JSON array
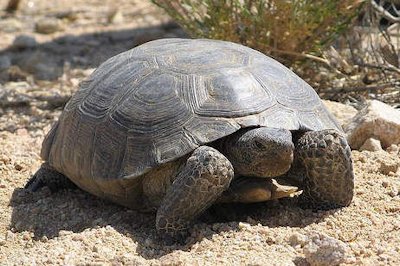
[
  {"x1": 295, "y1": 129, "x2": 354, "y2": 209},
  {"x1": 156, "y1": 146, "x2": 234, "y2": 240}
]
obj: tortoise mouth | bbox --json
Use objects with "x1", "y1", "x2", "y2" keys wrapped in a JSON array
[
  {"x1": 253, "y1": 152, "x2": 294, "y2": 178},
  {"x1": 253, "y1": 163, "x2": 292, "y2": 178}
]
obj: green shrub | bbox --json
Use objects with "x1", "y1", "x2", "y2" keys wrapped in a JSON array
[{"x1": 152, "y1": 0, "x2": 364, "y2": 65}]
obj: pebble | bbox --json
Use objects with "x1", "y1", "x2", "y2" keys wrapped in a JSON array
[
  {"x1": 72, "y1": 234, "x2": 84, "y2": 241},
  {"x1": 379, "y1": 159, "x2": 400, "y2": 175},
  {"x1": 35, "y1": 18, "x2": 63, "y2": 34},
  {"x1": 108, "y1": 10, "x2": 124, "y2": 24},
  {"x1": 360, "y1": 138, "x2": 383, "y2": 152},
  {"x1": 12, "y1": 35, "x2": 37, "y2": 49},
  {"x1": 303, "y1": 233, "x2": 355, "y2": 266},
  {"x1": 0, "y1": 18, "x2": 22, "y2": 32},
  {"x1": 0, "y1": 154, "x2": 11, "y2": 164},
  {"x1": 288, "y1": 232, "x2": 309, "y2": 248},
  {"x1": 59, "y1": 230, "x2": 73, "y2": 236},
  {"x1": 92, "y1": 245, "x2": 100, "y2": 253},
  {"x1": 382, "y1": 181, "x2": 390, "y2": 188},
  {"x1": 14, "y1": 162, "x2": 23, "y2": 171},
  {"x1": 386, "y1": 144, "x2": 399, "y2": 154},
  {"x1": 388, "y1": 187, "x2": 398, "y2": 197},
  {"x1": 16, "y1": 52, "x2": 61, "y2": 80},
  {"x1": 5, "y1": 230, "x2": 15, "y2": 242},
  {"x1": 238, "y1": 222, "x2": 251, "y2": 231},
  {"x1": 22, "y1": 232, "x2": 32, "y2": 241},
  {"x1": 0, "y1": 55, "x2": 11, "y2": 71}
]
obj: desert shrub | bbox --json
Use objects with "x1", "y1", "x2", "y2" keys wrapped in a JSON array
[
  {"x1": 308, "y1": 0, "x2": 400, "y2": 104},
  {"x1": 152, "y1": 0, "x2": 363, "y2": 65},
  {"x1": 154, "y1": 0, "x2": 400, "y2": 105}
]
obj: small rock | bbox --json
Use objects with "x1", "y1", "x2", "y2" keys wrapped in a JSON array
[
  {"x1": 344, "y1": 100, "x2": 400, "y2": 150},
  {"x1": 386, "y1": 144, "x2": 399, "y2": 154},
  {"x1": 382, "y1": 181, "x2": 390, "y2": 188},
  {"x1": 12, "y1": 35, "x2": 37, "y2": 49},
  {"x1": 5, "y1": 231, "x2": 15, "y2": 242},
  {"x1": 35, "y1": 18, "x2": 63, "y2": 34},
  {"x1": 16, "y1": 52, "x2": 61, "y2": 80},
  {"x1": 0, "y1": 18, "x2": 23, "y2": 32},
  {"x1": 303, "y1": 233, "x2": 355, "y2": 266},
  {"x1": 0, "y1": 55, "x2": 11, "y2": 71},
  {"x1": 238, "y1": 222, "x2": 251, "y2": 231},
  {"x1": 388, "y1": 187, "x2": 398, "y2": 197},
  {"x1": 360, "y1": 138, "x2": 383, "y2": 151},
  {"x1": 14, "y1": 163, "x2": 23, "y2": 171},
  {"x1": 22, "y1": 232, "x2": 32, "y2": 241},
  {"x1": 59, "y1": 230, "x2": 72, "y2": 236},
  {"x1": 92, "y1": 244, "x2": 100, "y2": 253},
  {"x1": 72, "y1": 234, "x2": 84, "y2": 241},
  {"x1": 108, "y1": 9, "x2": 125, "y2": 24},
  {"x1": 322, "y1": 100, "x2": 358, "y2": 127},
  {"x1": 56, "y1": 10, "x2": 79, "y2": 22},
  {"x1": 289, "y1": 232, "x2": 309, "y2": 247},
  {"x1": 0, "y1": 81, "x2": 32, "y2": 107},
  {"x1": 379, "y1": 159, "x2": 400, "y2": 175}
]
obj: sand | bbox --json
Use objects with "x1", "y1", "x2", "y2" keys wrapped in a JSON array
[{"x1": 1, "y1": 0, "x2": 400, "y2": 265}]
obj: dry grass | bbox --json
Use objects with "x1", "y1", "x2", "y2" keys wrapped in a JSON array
[{"x1": 152, "y1": 0, "x2": 363, "y2": 64}]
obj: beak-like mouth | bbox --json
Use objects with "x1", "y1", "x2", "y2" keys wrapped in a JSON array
[
  {"x1": 256, "y1": 163, "x2": 292, "y2": 178},
  {"x1": 256, "y1": 151, "x2": 294, "y2": 177}
]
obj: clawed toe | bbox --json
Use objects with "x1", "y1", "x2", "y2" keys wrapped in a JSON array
[{"x1": 24, "y1": 175, "x2": 44, "y2": 192}]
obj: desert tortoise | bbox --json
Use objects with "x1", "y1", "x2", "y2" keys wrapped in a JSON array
[{"x1": 26, "y1": 38, "x2": 354, "y2": 239}]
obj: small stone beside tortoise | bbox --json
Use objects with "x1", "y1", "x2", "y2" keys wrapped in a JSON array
[{"x1": 25, "y1": 38, "x2": 354, "y2": 242}]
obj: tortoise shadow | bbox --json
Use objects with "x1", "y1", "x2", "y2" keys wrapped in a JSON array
[
  {"x1": 0, "y1": 21, "x2": 187, "y2": 83},
  {"x1": 9, "y1": 185, "x2": 337, "y2": 259}
]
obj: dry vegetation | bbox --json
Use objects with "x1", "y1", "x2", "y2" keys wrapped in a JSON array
[
  {"x1": 152, "y1": 0, "x2": 362, "y2": 63},
  {"x1": 153, "y1": 0, "x2": 400, "y2": 105}
]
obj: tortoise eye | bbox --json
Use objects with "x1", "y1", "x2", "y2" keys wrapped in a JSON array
[{"x1": 254, "y1": 140, "x2": 264, "y2": 149}]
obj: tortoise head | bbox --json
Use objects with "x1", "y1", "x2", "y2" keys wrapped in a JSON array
[{"x1": 222, "y1": 127, "x2": 294, "y2": 177}]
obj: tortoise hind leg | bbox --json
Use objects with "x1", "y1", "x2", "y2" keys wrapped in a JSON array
[
  {"x1": 295, "y1": 129, "x2": 354, "y2": 209},
  {"x1": 156, "y1": 146, "x2": 234, "y2": 240},
  {"x1": 25, "y1": 163, "x2": 77, "y2": 192}
]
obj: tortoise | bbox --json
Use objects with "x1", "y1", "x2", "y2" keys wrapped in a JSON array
[{"x1": 26, "y1": 38, "x2": 354, "y2": 239}]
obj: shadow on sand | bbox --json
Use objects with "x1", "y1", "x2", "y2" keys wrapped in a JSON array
[
  {"x1": 0, "y1": 21, "x2": 187, "y2": 82},
  {"x1": 9, "y1": 185, "x2": 335, "y2": 259}
]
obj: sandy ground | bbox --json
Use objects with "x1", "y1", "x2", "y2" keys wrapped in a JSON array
[{"x1": 1, "y1": 1, "x2": 400, "y2": 265}]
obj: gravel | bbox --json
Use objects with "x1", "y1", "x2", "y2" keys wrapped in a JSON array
[{"x1": 0, "y1": 0, "x2": 400, "y2": 265}]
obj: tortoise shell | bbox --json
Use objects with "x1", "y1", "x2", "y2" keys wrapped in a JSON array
[{"x1": 41, "y1": 38, "x2": 341, "y2": 193}]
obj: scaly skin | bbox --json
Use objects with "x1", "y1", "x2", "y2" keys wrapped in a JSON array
[
  {"x1": 156, "y1": 146, "x2": 234, "y2": 239},
  {"x1": 25, "y1": 163, "x2": 76, "y2": 192},
  {"x1": 221, "y1": 127, "x2": 294, "y2": 177},
  {"x1": 295, "y1": 129, "x2": 354, "y2": 209}
]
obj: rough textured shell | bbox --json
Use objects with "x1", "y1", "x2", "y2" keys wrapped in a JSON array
[{"x1": 42, "y1": 38, "x2": 341, "y2": 184}]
